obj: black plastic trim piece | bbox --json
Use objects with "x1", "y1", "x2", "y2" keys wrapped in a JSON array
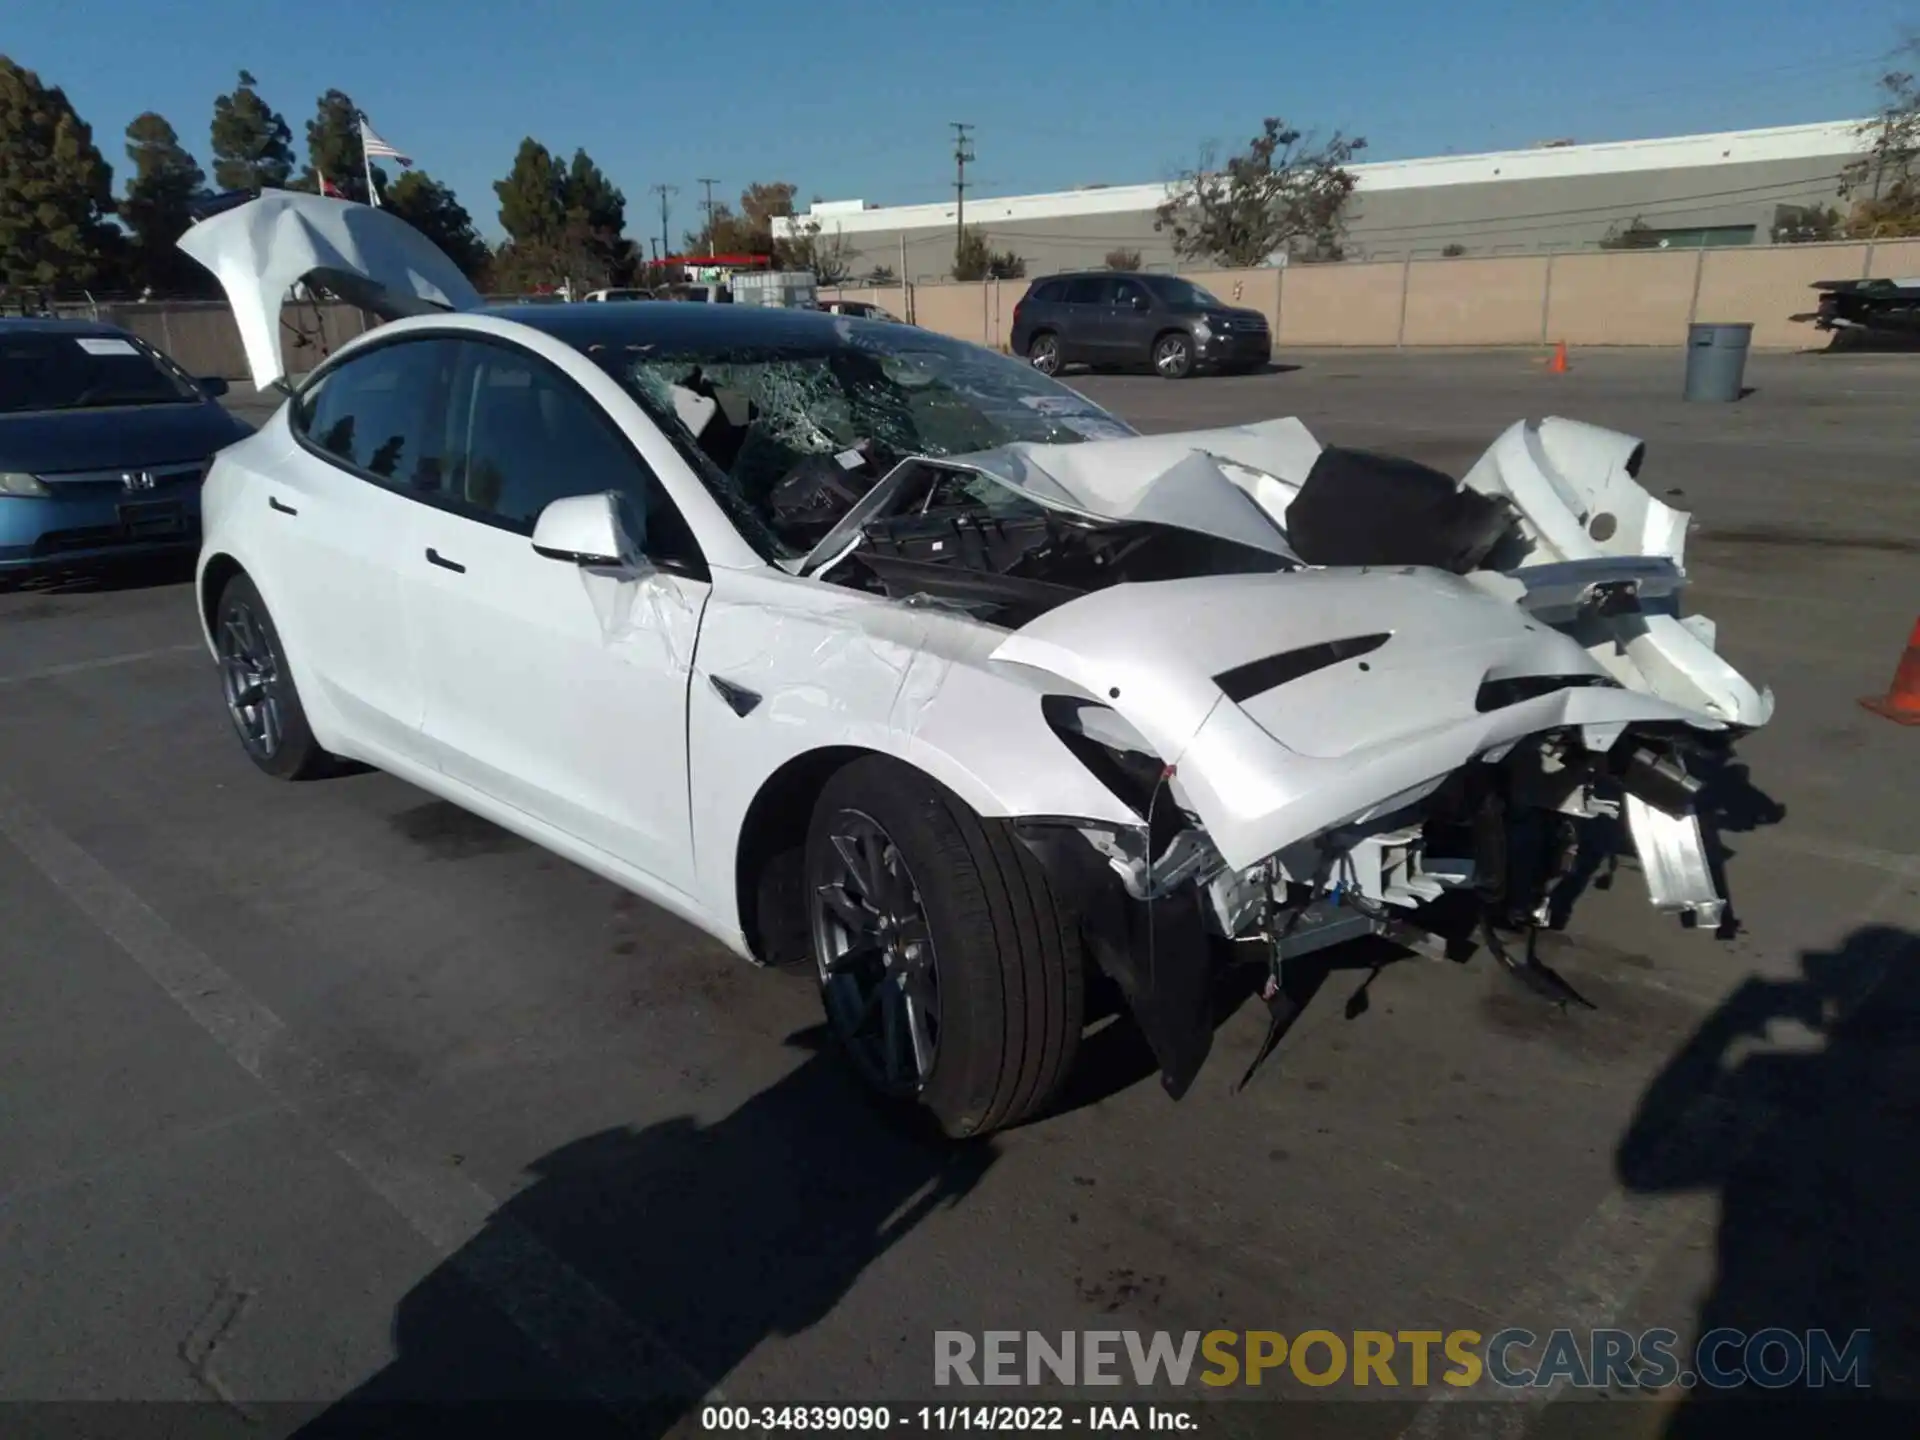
[
  {"x1": 1473, "y1": 674, "x2": 1617, "y2": 713},
  {"x1": 1215, "y1": 633, "x2": 1390, "y2": 703}
]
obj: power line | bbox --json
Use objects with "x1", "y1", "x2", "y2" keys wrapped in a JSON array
[
  {"x1": 697, "y1": 178, "x2": 721, "y2": 256},
  {"x1": 648, "y1": 183, "x2": 678, "y2": 263},
  {"x1": 951, "y1": 122, "x2": 975, "y2": 253}
]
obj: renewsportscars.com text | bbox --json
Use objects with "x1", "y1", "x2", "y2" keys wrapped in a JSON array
[{"x1": 934, "y1": 1328, "x2": 1870, "y2": 1391}]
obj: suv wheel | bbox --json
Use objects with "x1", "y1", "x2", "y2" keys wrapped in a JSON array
[
  {"x1": 1027, "y1": 331, "x2": 1062, "y2": 376},
  {"x1": 1152, "y1": 331, "x2": 1195, "y2": 379}
]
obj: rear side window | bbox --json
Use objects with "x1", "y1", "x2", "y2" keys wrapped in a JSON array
[
  {"x1": 1062, "y1": 278, "x2": 1105, "y2": 305},
  {"x1": 292, "y1": 338, "x2": 464, "y2": 491},
  {"x1": 1028, "y1": 279, "x2": 1067, "y2": 304}
]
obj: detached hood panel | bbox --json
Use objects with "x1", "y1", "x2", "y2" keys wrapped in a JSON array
[
  {"x1": 991, "y1": 567, "x2": 1723, "y2": 870},
  {"x1": 176, "y1": 191, "x2": 482, "y2": 391}
]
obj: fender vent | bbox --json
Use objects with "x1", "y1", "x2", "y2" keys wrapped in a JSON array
[
  {"x1": 1215, "y1": 633, "x2": 1391, "y2": 702},
  {"x1": 1474, "y1": 674, "x2": 1619, "y2": 713}
]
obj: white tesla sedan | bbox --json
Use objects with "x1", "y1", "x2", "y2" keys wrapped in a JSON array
[{"x1": 180, "y1": 195, "x2": 1771, "y2": 1135}]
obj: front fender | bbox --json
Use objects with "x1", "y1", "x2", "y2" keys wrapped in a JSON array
[{"x1": 686, "y1": 574, "x2": 1140, "y2": 936}]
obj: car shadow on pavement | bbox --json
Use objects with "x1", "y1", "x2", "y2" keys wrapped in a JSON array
[
  {"x1": 293, "y1": 1026, "x2": 993, "y2": 1439},
  {"x1": 0, "y1": 552, "x2": 196, "y2": 595},
  {"x1": 1615, "y1": 923, "x2": 1920, "y2": 1434}
]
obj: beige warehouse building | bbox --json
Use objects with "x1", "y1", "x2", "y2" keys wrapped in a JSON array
[{"x1": 776, "y1": 119, "x2": 1867, "y2": 281}]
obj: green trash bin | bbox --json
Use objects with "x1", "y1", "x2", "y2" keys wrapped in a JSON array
[{"x1": 1684, "y1": 322, "x2": 1752, "y2": 402}]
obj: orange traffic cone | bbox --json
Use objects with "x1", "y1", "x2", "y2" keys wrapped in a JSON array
[
  {"x1": 1860, "y1": 618, "x2": 1920, "y2": 725},
  {"x1": 1547, "y1": 340, "x2": 1570, "y2": 374}
]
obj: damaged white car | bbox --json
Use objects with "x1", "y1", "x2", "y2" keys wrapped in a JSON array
[{"x1": 182, "y1": 194, "x2": 1772, "y2": 1135}]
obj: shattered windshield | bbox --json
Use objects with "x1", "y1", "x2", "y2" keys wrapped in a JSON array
[{"x1": 578, "y1": 326, "x2": 1135, "y2": 560}]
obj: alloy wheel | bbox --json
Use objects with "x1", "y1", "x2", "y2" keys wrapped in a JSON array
[
  {"x1": 218, "y1": 599, "x2": 284, "y2": 761},
  {"x1": 1029, "y1": 336, "x2": 1061, "y2": 375},
  {"x1": 1154, "y1": 334, "x2": 1191, "y2": 377},
  {"x1": 811, "y1": 809, "x2": 940, "y2": 1095}
]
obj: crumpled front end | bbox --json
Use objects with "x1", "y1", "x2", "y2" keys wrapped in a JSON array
[
  {"x1": 796, "y1": 405, "x2": 1771, "y2": 1097},
  {"x1": 987, "y1": 563, "x2": 1747, "y2": 1098}
]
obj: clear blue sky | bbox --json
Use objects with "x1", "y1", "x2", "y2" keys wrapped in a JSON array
[{"x1": 8, "y1": 0, "x2": 1912, "y2": 240}]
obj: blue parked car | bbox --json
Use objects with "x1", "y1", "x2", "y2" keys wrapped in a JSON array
[{"x1": 0, "y1": 317, "x2": 253, "y2": 578}]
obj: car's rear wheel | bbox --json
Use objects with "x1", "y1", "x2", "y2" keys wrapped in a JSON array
[
  {"x1": 215, "y1": 573, "x2": 331, "y2": 780},
  {"x1": 1153, "y1": 331, "x2": 1195, "y2": 379},
  {"x1": 1027, "y1": 331, "x2": 1063, "y2": 376},
  {"x1": 806, "y1": 756, "x2": 1084, "y2": 1137}
]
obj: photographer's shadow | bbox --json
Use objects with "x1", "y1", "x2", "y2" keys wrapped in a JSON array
[
  {"x1": 297, "y1": 1028, "x2": 993, "y2": 1438},
  {"x1": 1616, "y1": 924, "x2": 1920, "y2": 1432}
]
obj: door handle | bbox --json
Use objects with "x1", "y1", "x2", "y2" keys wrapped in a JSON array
[
  {"x1": 425, "y1": 547, "x2": 466, "y2": 574},
  {"x1": 268, "y1": 496, "x2": 298, "y2": 516}
]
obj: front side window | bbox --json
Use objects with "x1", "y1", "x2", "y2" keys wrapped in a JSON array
[
  {"x1": 292, "y1": 338, "x2": 464, "y2": 492},
  {"x1": 449, "y1": 341, "x2": 702, "y2": 568},
  {"x1": 1149, "y1": 276, "x2": 1224, "y2": 309},
  {"x1": 294, "y1": 335, "x2": 700, "y2": 569}
]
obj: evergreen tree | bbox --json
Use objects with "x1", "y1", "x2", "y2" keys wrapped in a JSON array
[
  {"x1": 386, "y1": 171, "x2": 488, "y2": 280},
  {"x1": 296, "y1": 88, "x2": 385, "y2": 202},
  {"x1": 209, "y1": 69, "x2": 294, "y2": 191},
  {"x1": 121, "y1": 111, "x2": 204, "y2": 293},
  {"x1": 0, "y1": 56, "x2": 116, "y2": 290}
]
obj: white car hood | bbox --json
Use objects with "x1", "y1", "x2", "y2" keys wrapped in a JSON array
[
  {"x1": 798, "y1": 417, "x2": 1322, "y2": 574},
  {"x1": 993, "y1": 567, "x2": 1720, "y2": 871},
  {"x1": 177, "y1": 190, "x2": 482, "y2": 391},
  {"x1": 842, "y1": 413, "x2": 1770, "y2": 733}
]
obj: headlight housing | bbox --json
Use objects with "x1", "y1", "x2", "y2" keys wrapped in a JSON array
[
  {"x1": 0, "y1": 471, "x2": 50, "y2": 498},
  {"x1": 1190, "y1": 320, "x2": 1212, "y2": 341}
]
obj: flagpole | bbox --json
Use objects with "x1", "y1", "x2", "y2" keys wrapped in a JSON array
[{"x1": 359, "y1": 117, "x2": 379, "y2": 206}]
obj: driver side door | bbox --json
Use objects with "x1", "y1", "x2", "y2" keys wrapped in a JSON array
[{"x1": 408, "y1": 337, "x2": 711, "y2": 895}]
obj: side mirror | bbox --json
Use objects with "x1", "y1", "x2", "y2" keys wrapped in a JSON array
[
  {"x1": 198, "y1": 375, "x2": 231, "y2": 398},
  {"x1": 1130, "y1": 293, "x2": 1151, "y2": 311},
  {"x1": 532, "y1": 491, "x2": 645, "y2": 568}
]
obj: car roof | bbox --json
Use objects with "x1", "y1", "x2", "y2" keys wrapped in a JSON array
[
  {"x1": 1037, "y1": 271, "x2": 1167, "y2": 284},
  {"x1": 478, "y1": 299, "x2": 900, "y2": 350},
  {"x1": 0, "y1": 316, "x2": 134, "y2": 339}
]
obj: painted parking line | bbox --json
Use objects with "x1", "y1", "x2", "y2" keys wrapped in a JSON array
[
  {"x1": 0, "y1": 778, "x2": 724, "y2": 1418},
  {"x1": 0, "y1": 643, "x2": 203, "y2": 687}
]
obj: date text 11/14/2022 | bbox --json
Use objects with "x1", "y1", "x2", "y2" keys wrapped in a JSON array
[{"x1": 700, "y1": 1405, "x2": 1201, "y2": 1431}]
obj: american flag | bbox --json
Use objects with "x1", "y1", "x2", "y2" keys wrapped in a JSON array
[{"x1": 357, "y1": 117, "x2": 412, "y2": 168}]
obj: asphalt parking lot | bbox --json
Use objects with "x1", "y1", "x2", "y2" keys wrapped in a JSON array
[{"x1": 2, "y1": 347, "x2": 1916, "y2": 1438}]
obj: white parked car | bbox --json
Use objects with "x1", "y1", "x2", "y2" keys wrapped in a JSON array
[{"x1": 180, "y1": 195, "x2": 1772, "y2": 1135}]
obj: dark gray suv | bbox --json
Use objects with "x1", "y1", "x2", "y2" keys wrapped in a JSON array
[{"x1": 1009, "y1": 271, "x2": 1272, "y2": 379}]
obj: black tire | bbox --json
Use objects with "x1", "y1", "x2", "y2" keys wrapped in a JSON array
[
  {"x1": 214, "y1": 572, "x2": 333, "y2": 780},
  {"x1": 1026, "y1": 330, "x2": 1063, "y2": 376},
  {"x1": 1152, "y1": 330, "x2": 1195, "y2": 379},
  {"x1": 806, "y1": 755, "x2": 1084, "y2": 1137}
]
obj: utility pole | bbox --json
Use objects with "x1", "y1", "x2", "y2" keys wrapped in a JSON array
[
  {"x1": 697, "y1": 177, "x2": 721, "y2": 256},
  {"x1": 950, "y1": 122, "x2": 975, "y2": 255},
  {"x1": 649, "y1": 183, "x2": 678, "y2": 268}
]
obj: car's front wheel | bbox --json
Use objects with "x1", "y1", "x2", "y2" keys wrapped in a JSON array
[
  {"x1": 1026, "y1": 331, "x2": 1063, "y2": 376},
  {"x1": 806, "y1": 756, "x2": 1084, "y2": 1137},
  {"x1": 1152, "y1": 331, "x2": 1195, "y2": 379},
  {"x1": 214, "y1": 572, "x2": 332, "y2": 780}
]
